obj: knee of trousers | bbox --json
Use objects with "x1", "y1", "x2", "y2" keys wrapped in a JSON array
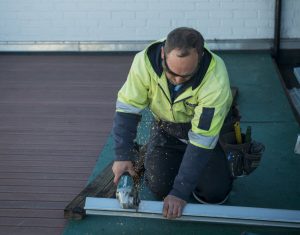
[
  {"x1": 144, "y1": 172, "x2": 173, "y2": 199},
  {"x1": 195, "y1": 182, "x2": 232, "y2": 204}
]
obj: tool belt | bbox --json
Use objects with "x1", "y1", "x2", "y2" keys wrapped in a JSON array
[{"x1": 219, "y1": 131, "x2": 265, "y2": 178}]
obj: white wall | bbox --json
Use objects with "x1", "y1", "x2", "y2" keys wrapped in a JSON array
[
  {"x1": 0, "y1": 0, "x2": 299, "y2": 42},
  {"x1": 281, "y1": 0, "x2": 300, "y2": 38}
]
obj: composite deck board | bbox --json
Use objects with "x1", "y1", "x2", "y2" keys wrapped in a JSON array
[
  {"x1": 0, "y1": 102, "x2": 115, "y2": 113},
  {"x1": 0, "y1": 144, "x2": 106, "y2": 151},
  {"x1": 0, "y1": 88, "x2": 121, "y2": 100},
  {"x1": 0, "y1": 160, "x2": 96, "y2": 167},
  {"x1": 0, "y1": 226, "x2": 62, "y2": 235},
  {"x1": 0, "y1": 134, "x2": 108, "y2": 145},
  {"x1": 0, "y1": 155, "x2": 98, "y2": 162},
  {"x1": 0, "y1": 186, "x2": 86, "y2": 194},
  {"x1": 0, "y1": 166, "x2": 95, "y2": 174},
  {"x1": 0, "y1": 178, "x2": 88, "y2": 187},
  {"x1": 0, "y1": 209, "x2": 62, "y2": 218},
  {"x1": 0, "y1": 192, "x2": 78, "y2": 202},
  {"x1": 0, "y1": 201, "x2": 68, "y2": 210},
  {"x1": 0, "y1": 217, "x2": 65, "y2": 228},
  {"x1": 0, "y1": 118, "x2": 113, "y2": 131},
  {"x1": 0, "y1": 53, "x2": 133, "y2": 234},
  {"x1": 0, "y1": 172, "x2": 90, "y2": 180},
  {"x1": 0, "y1": 148, "x2": 104, "y2": 156}
]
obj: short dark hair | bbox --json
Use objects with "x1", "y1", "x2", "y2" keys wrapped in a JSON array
[{"x1": 164, "y1": 27, "x2": 204, "y2": 57}]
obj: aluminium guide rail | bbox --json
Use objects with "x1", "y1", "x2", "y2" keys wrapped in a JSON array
[{"x1": 84, "y1": 197, "x2": 300, "y2": 228}]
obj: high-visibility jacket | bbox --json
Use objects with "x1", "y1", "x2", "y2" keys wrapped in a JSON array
[
  {"x1": 112, "y1": 39, "x2": 232, "y2": 201},
  {"x1": 116, "y1": 39, "x2": 232, "y2": 150}
]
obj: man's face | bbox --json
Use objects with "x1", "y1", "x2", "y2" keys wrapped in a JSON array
[{"x1": 161, "y1": 47, "x2": 199, "y2": 85}]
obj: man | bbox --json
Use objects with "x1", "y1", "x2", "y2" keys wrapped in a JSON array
[{"x1": 112, "y1": 27, "x2": 233, "y2": 219}]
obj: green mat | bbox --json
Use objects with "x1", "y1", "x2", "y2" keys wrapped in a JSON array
[{"x1": 63, "y1": 52, "x2": 300, "y2": 235}]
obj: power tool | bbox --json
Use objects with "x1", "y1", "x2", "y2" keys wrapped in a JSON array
[{"x1": 116, "y1": 172, "x2": 140, "y2": 210}]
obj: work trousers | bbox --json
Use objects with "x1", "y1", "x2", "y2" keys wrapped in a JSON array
[{"x1": 144, "y1": 122, "x2": 233, "y2": 203}]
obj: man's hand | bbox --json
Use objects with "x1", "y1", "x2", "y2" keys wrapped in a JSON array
[
  {"x1": 112, "y1": 161, "x2": 136, "y2": 184},
  {"x1": 163, "y1": 195, "x2": 187, "y2": 219}
]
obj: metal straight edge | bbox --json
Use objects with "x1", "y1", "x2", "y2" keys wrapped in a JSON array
[
  {"x1": 84, "y1": 197, "x2": 300, "y2": 229},
  {"x1": 0, "y1": 39, "x2": 299, "y2": 52},
  {"x1": 0, "y1": 39, "x2": 278, "y2": 52}
]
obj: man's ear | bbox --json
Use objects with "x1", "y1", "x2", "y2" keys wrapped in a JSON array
[{"x1": 161, "y1": 46, "x2": 164, "y2": 60}]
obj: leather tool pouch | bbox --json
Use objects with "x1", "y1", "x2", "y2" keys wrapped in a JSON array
[{"x1": 219, "y1": 131, "x2": 265, "y2": 178}]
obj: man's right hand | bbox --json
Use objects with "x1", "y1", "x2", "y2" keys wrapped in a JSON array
[{"x1": 112, "y1": 161, "x2": 136, "y2": 184}]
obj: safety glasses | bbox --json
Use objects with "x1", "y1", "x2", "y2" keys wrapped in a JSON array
[{"x1": 163, "y1": 50, "x2": 200, "y2": 79}]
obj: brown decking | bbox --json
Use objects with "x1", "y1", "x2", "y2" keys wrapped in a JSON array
[{"x1": 0, "y1": 53, "x2": 134, "y2": 234}]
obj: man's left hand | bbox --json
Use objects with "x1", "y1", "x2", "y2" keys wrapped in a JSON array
[{"x1": 163, "y1": 195, "x2": 187, "y2": 219}]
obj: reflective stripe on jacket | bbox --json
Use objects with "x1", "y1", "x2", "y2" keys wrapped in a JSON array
[{"x1": 116, "y1": 40, "x2": 232, "y2": 149}]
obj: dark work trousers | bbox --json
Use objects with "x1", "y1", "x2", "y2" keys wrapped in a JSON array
[{"x1": 144, "y1": 122, "x2": 233, "y2": 203}]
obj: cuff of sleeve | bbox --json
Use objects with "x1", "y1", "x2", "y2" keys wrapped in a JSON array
[
  {"x1": 169, "y1": 188, "x2": 190, "y2": 202},
  {"x1": 114, "y1": 153, "x2": 136, "y2": 161},
  {"x1": 113, "y1": 112, "x2": 141, "y2": 162}
]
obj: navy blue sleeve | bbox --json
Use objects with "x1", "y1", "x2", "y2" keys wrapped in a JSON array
[
  {"x1": 169, "y1": 143, "x2": 214, "y2": 201},
  {"x1": 112, "y1": 112, "x2": 141, "y2": 161}
]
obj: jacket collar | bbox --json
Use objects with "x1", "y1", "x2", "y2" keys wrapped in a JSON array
[{"x1": 146, "y1": 40, "x2": 165, "y2": 77}]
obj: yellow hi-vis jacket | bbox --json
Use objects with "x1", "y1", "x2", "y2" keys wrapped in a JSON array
[{"x1": 116, "y1": 40, "x2": 232, "y2": 149}]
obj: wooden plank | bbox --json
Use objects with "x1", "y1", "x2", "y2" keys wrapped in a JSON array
[
  {"x1": 0, "y1": 155, "x2": 97, "y2": 162},
  {"x1": 64, "y1": 161, "x2": 115, "y2": 220},
  {"x1": 0, "y1": 186, "x2": 84, "y2": 194},
  {"x1": 0, "y1": 226, "x2": 63, "y2": 235},
  {"x1": 0, "y1": 115, "x2": 114, "y2": 123},
  {"x1": 0, "y1": 88, "x2": 120, "y2": 101},
  {"x1": 0, "y1": 134, "x2": 110, "y2": 144},
  {"x1": 0, "y1": 131, "x2": 109, "y2": 139},
  {"x1": 0, "y1": 137, "x2": 106, "y2": 146},
  {"x1": 0, "y1": 172, "x2": 89, "y2": 180},
  {"x1": 0, "y1": 160, "x2": 96, "y2": 168},
  {"x1": 0, "y1": 148, "x2": 101, "y2": 156},
  {"x1": 0, "y1": 103, "x2": 114, "y2": 115},
  {"x1": 0, "y1": 192, "x2": 77, "y2": 202},
  {"x1": 0, "y1": 146, "x2": 103, "y2": 153},
  {"x1": 0, "y1": 201, "x2": 68, "y2": 210},
  {"x1": 0, "y1": 217, "x2": 65, "y2": 228},
  {"x1": 0, "y1": 209, "x2": 62, "y2": 218},
  {"x1": 0, "y1": 117, "x2": 113, "y2": 132},
  {"x1": 0, "y1": 80, "x2": 123, "y2": 87},
  {"x1": 0, "y1": 166, "x2": 93, "y2": 174},
  {"x1": 0, "y1": 145, "x2": 102, "y2": 152},
  {"x1": 0, "y1": 179, "x2": 87, "y2": 187}
]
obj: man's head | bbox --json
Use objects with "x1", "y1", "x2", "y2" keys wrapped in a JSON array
[{"x1": 161, "y1": 27, "x2": 204, "y2": 85}]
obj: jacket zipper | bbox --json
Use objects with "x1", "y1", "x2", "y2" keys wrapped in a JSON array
[
  {"x1": 158, "y1": 83, "x2": 176, "y2": 121},
  {"x1": 173, "y1": 95, "x2": 193, "y2": 105}
]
